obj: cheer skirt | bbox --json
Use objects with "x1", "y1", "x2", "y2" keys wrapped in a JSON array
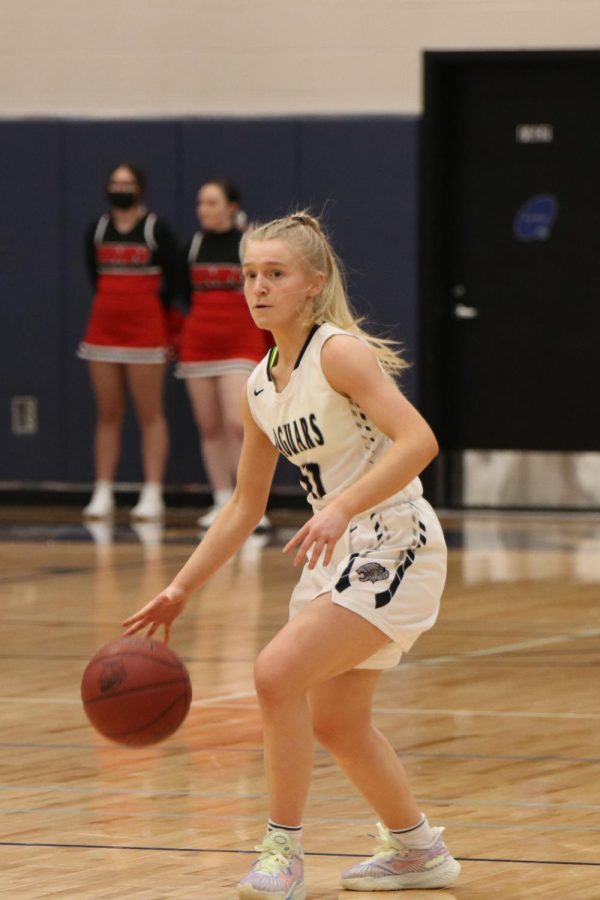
[
  {"x1": 78, "y1": 275, "x2": 168, "y2": 364},
  {"x1": 176, "y1": 291, "x2": 271, "y2": 378}
]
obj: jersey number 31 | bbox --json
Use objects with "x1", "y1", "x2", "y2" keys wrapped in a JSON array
[{"x1": 299, "y1": 462, "x2": 326, "y2": 500}]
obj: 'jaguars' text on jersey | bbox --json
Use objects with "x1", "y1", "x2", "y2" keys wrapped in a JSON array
[{"x1": 247, "y1": 323, "x2": 423, "y2": 509}]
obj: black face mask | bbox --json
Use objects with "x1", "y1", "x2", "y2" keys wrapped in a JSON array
[{"x1": 107, "y1": 190, "x2": 138, "y2": 210}]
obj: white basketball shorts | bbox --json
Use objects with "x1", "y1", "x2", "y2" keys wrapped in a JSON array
[{"x1": 289, "y1": 497, "x2": 447, "y2": 669}]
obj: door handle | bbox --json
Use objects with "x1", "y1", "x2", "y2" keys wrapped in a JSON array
[{"x1": 453, "y1": 303, "x2": 479, "y2": 320}]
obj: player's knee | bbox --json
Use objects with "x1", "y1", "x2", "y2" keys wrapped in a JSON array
[
  {"x1": 254, "y1": 648, "x2": 296, "y2": 708},
  {"x1": 312, "y1": 712, "x2": 349, "y2": 751},
  {"x1": 223, "y1": 417, "x2": 243, "y2": 444},
  {"x1": 98, "y1": 406, "x2": 125, "y2": 426},
  {"x1": 312, "y1": 709, "x2": 370, "y2": 753},
  {"x1": 198, "y1": 419, "x2": 223, "y2": 442},
  {"x1": 137, "y1": 411, "x2": 166, "y2": 429}
]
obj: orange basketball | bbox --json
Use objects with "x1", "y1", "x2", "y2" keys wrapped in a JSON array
[{"x1": 81, "y1": 636, "x2": 192, "y2": 746}]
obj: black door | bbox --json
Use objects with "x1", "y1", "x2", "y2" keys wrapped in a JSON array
[{"x1": 421, "y1": 52, "x2": 600, "y2": 469}]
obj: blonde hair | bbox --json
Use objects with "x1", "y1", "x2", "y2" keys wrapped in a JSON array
[{"x1": 240, "y1": 211, "x2": 408, "y2": 377}]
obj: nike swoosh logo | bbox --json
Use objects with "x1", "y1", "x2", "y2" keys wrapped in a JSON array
[{"x1": 253, "y1": 388, "x2": 264, "y2": 396}]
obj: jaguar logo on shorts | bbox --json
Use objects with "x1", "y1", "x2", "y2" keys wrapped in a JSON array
[{"x1": 356, "y1": 562, "x2": 390, "y2": 583}]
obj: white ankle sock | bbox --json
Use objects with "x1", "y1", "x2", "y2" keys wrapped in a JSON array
[
  {"x1": 93, "y1": 479, "x2": 113, "y2": 498},
  {"x1": 138, "y1": 482, "x2": 162, "y2": 502},
  {"x1": 214, "y1": 488, "x2": 233, "y2": 507},
  {"x1": 389, "y1": 815, "x2": 437, "y2": 849},
  {"x1": 268, "y1": 820, "x2": 303, "y2": 845}
]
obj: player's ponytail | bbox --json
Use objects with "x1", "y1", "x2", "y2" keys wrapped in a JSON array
[{"x1": 241, "y1": 211, "x2": 408, "y2": 377}]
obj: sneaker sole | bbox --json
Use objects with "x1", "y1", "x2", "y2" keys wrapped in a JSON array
[
  {"x1": 340, "y1": 857, "x2": 461, "y2": 891},
  {"x1": 237, "y1": 882, "x2": 306, "y2": 900}
]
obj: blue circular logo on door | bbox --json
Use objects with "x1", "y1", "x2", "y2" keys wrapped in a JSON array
[{"x1": 513, "y1": 194, "x2": 559, "y2": 241}]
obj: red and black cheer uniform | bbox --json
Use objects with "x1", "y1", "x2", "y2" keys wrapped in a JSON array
[
  {"x1": 175, "y1": 228, "x2": 271, "y2": 379},
  {"x1": 78, "y1": 212, "x2": 179, "y2": 364}
]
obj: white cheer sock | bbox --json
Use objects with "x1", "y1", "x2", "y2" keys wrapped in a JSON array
[
  {"x1": 92, "y1": 479, "x2": 113, "y2": 498},
  {"x1": 138, "y1": 482, "x2": 163, "y2": 502}
]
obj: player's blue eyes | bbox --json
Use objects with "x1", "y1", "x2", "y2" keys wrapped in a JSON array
[{"x1": 244, "y1": 270, "x2": 284, "y2": 279}]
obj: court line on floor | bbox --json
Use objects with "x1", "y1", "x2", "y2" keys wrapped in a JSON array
[
  {"x1": 414, "y1": 625, "x2": 600, "y2": 667},
  {"x1": 3, "y1": 783, "x2": 600, "y2": 813},
  {"x1": 0, "y1": 554, "x2": 188, "y2": 587},
  {"x1": 193, "y1": 690, "x2": 257, "y2": 706},
  {"x1": 0, "y1": 652, "x2": 256, "y2": 663},
  {"x1": 2, "y1": 741, "x2": 599, "y2": 764},
  {"x1": 1, "y1": 691, "x2": 599, "y2": 722},
  {"x1": 0, "y1": 690, "x2": 256, "y2": 708},
  {"x1": 6, "y1": 805, "x2": 600, "y2": 834},
  {"x1": 198, "y1": 697, "x2": 600, "y2": 723},
  {"x1": 1, "y1": 839, "x2": 599, "y2": 867},
  {"x1": 372, "y1": 706, "x2": 600, "y2": 721},
  {"x1": 8, "y1": 624, "x2": 592, "y2": 690}
]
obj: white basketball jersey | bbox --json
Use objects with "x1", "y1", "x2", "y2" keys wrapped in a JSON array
[{"x1": 247, "y1": 323, "x2": 423, "y2": 510}]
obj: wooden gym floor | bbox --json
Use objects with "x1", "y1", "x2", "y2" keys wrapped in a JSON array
[{"x1": 1, "y1": 506, "x2": 600, "y2": 898}]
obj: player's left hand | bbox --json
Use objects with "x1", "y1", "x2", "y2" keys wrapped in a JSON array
[{"x1": 283, "y1": 504, "x2": 350, "y2": 569}]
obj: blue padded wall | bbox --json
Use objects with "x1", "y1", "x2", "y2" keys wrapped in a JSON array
[
  {"x1": 0, "y1": 116, "x2": 419, "y2": 490},
  {"x1": 297, "y1": 117, "x2": 419, "y2": 399},
  {"x1": 0, "y1": 123, "x2": 62, "y2": 480},
  {"x1": 180, "y1": 119, "x2": 299, "y2": 231}
]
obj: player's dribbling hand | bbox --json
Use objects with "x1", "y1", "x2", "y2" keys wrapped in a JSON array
[
  {"x1": 283, "y1": 504, "x2": 350, "y2": 569},
  {"x1": 122, "y1": 584, "x2": 188, "y2": 644}
]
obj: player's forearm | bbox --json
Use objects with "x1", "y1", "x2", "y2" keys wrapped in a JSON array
[
  {"x1": 331, "y1": 432, "x2": 438, "y2": 521},
  {"x1": 170, "y1": 497, "x2": 262, "y2": 596}
]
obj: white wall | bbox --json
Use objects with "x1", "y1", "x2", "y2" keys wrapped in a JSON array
[{"x1": 1, "y1": 0, "x2": 599, "y2": 116}]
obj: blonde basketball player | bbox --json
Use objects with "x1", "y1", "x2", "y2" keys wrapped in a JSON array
[{"x1": 123, "y1": 212, "x2": 461, "y2": 898}]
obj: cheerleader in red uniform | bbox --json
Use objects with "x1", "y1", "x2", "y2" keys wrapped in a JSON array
[
  {"x1": 78, "y1": 163, "x2": 179, "y2": 520},
  {"x1": 176, "y1": 180, "x2": 271, "y2": 528}
]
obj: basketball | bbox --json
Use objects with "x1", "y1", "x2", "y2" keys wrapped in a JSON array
[{"x1": 81, "y1": 636, "x2": 192, "y2": 747}]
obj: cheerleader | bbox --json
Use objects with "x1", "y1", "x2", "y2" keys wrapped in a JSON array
[
  {"x1": 124, "y1": 212, "x2": 460, "y2": 896},
  {"x1": 176, "y1": 179, "x2": 271, "y2": 528},
  {"x1": 78, "y1": 163, "x2": 179, "y2": 520}
]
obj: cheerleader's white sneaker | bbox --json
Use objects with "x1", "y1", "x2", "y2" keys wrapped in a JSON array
[
  {"x1": 196, "y1": 504, "x2": 221, "y2": 528},
  {"x1": 82, "y1": 481, "x2": 114, "y2": 519},
  {"x1": 130, "y1": 483, "x2": 165, "y2": 520}
]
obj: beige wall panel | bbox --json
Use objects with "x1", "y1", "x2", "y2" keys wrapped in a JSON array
[{"x1": 0, "y1": 0, "x2": 599, "y2": 115}]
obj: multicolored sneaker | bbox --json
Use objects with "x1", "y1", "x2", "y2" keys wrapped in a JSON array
[
  {"x1": 237, "y1": 830, "x2": 305, "y2": 899},
  {"x1": 340, "y1": 822, "x2": 460, "y2": 891}
]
